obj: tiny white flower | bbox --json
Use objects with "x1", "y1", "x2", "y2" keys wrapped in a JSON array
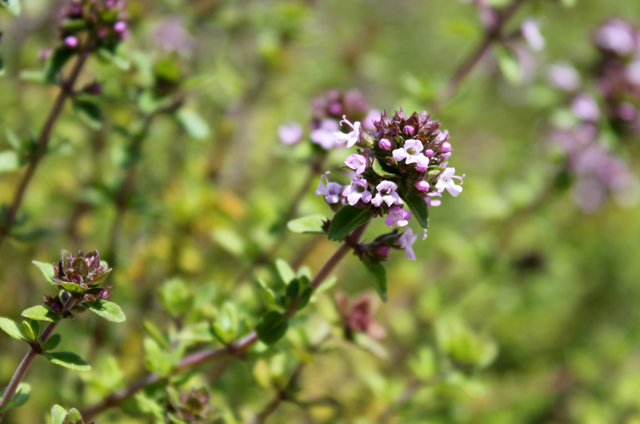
[
  {"x1": 342, "y1": 177, "x2": 372, "y2": 206},
  {"x1": 435, "y1": 167, "x2": 464, "y2": 197},
  {"x1": 345, "y1": 154, "x2": 367, "y2": 175},
  {"x1": 371, "y1": 181, "x2": 403, "y2": 207},
  {"x1": 334, "y1": 115, "x2": 362, "y2": 148},
  {"x1": 392, "y1": 139, "x2": 430, "y2": 168}
]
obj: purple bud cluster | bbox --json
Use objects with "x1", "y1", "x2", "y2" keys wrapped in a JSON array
[
  {"x1": 165, "y1": 388, "x2": 216, "y2": 423},
  {"x1": 316, "y1": 108, "x2": 465, "y2": 260},
  {"x1": 58, "y1": 0, "x2": 129, "y2": 51},
  {"x1": 278, "y1": 89, "x2": 379, "y2": 149},
  {"x1": 46, "y1": 250, "x2": 113, "y2": 316}
]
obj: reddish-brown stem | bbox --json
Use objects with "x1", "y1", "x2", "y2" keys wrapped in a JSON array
[
  {"x1": 0, "y1": 298, "x2": 77, "y2": 422},
  {"x1": 434, "y1": 0, "x2": 530, "y2": 108},
  {"x1": 81, "y1": 222, "x2": 369, "y2": 421},
  {"x1": 0, "y1": 50, "x2": 90, "y2": 248}
]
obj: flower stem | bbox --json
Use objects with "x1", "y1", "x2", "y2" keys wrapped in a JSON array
[
  {"x1": 0, "y1": 298, "x2": 77, "y2": 422},
  {"x1": 0, "y1": 50, "x2": 91, "y2": 248},
  {"x1": 81, "y1": 221, "x2": 370, "y2": 420}
]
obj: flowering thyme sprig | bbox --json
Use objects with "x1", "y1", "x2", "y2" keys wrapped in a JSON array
[
  {"x1": 58, "y1": 0, "x2": 129, "y2": 52},
  {"x1": 316, "y1": 108, "x2": 464, "y2": 261}
]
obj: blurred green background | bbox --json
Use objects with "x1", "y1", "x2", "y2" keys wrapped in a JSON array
[{"x1": 1, "y1": 0, "x2": 640, "y2": 423}]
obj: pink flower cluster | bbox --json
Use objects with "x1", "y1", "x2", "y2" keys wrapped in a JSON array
[
  {"x1": 316, "y1": 108, "x2": 465, "y2": 260},
  {"x1": 59, "y1": 0, "x2": 129, "y2": 52}
]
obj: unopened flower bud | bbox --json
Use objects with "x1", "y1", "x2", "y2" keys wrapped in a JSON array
[
  {"x1": 403, "y1": 125, "x2": 415, "y2": 136},
  {"x1": 439, "y1": 142, "x2": 451, "y2": 153},
  {"x1": 379, "y1": 138, "x2": 392, "y2": 151},
  {"x1": 375, "y1": 245, "x2": 390, "y2": 257},
  {"x1": 329, "y1": 102, "x2": 343, "y2": 115},
  {"x1": 64, "y1": 36, "x2": 79, "y2": 49},
  {"x1": 425, "y1": 149, "x2": 434, "y2": 157},
  {"x1": 415, "y1": 180, "x2": 430, "y2": 192}
]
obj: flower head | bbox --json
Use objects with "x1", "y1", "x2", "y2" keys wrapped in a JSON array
[
  {"x1": 311, "y1": 119, "x2": 340, "y2": 149},
  {"x1": 278, "y1": 121, "x2": 303, "y2": 145}
]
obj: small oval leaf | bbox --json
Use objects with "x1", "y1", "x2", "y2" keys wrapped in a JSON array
[
  {"x1": 256, "y1": 311, "x2": 289, "y2": 346},
  {"x1": 328, "y1": 205, "x2": 372, "y2": 241},
  {"x1": 85, "y1": 300, "x2": 126, "y2": 323},
  {"x1": 287, "y1": 215, "x2": 327, "y2": 235},
  {"x1": 46, "y1": 351, "x2": 91, "y2": 371}
]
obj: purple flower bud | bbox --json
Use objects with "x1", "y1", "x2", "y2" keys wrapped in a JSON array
[
  {"x1": 375, "y1": 246, "x2": 390, "y2": 257},
  {"x1": 113, "y1": 21, "x2": 127, "y2": 33},
  {"x1": 105, "y1": 0, "x2": 116, "y2": 7},
  {"x1": 415, "y1": 165, "x2": 429, "y2": 173},
  {"x1": 328, "y1": 102, "x2": 343, "y2": 115},
  {"x1": 97, "y1": 28, "x2": 108, "y2": 38},
  {"x1": 440, "y1": 152, "x2": 452, "y2": 160},
  {"x1": 379, "y1": 138, "x2": 392, "y2": 151},
  {"x1": 85, "y1": 82, "x2": 103, "y2": 95},
  {"x1": 403, "y1": 126, "x2": 415, "y2": 136},
  {"x1": 439, "y1": 142, "x2": 451, "y2": 153},
  {"x1": 415, "y1": 180, "x2": 430, "y2": 192},
  {"x1": 425, "y1": 149, "x2": 434, "y2": 157},
  {"x1": 64, "y1": 36, "x2": 79, "y2": 49}
]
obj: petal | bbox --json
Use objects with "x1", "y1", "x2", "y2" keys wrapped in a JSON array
[
  {"x1": 404, "y1": 246, "x2": 416, "y2": 261},
  {"x1": 334, "y1": 131, "x2": 350, "y2": 144},
  {"x1": 393, "y1": 149, "x2": 408, "y2": 162},
  {"x1": 347, "y1": 192, "x2": 360, "y2": 205},
  {"x1": 361, "y1": 190, "x2": 372, "y2": 203},
  {"x1": 385, "y1": 214, "x2": 395, "y2": 227}
]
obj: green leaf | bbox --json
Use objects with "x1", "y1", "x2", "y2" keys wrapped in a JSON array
[
  {"x1": 362, "y1": 259, "x2": 388, "y2": 302},
  {"x1": 0, "y1": 0, "x2": 21, "y2": 16},
  {"x1": 287, "y1": 215, "x2": 327, "y2": 235},
  {"x1": 22, "y1": 306, "x2": 60, "y2": 323},
  {"x1": 327, "y1": 205, "x2": 372, "y2": 241},
  {"x1": 143, "y1": 320, "x2": 170, "y2": 349},
  {"x1": 85, "y1": 300, "x2": 126, "y2": 323},
  {"x1": 285, "y1": 278, "x2": 300, "y2": 303},
  {"x1": 256, "y1": 311, "x2": 289, "y2": 346},
  {"x1": 45, "y1": 48, "x2": 75, "y2": 84},
  {"x1": 87, "y1": 268, "x2": 112, "y2": 287},
  {"x1": 295, "y1": 287, "x2": 313, "y2": 311},
  {"x1": 494, "y1": 45, "x2": 521, "y2": 84},
  {"x1": 256, "y1": 278, "x2": 279, "y2": 306},
  {"x1": 29, "y1": 320, "x2": 40, "y2": 337},
  {"x1": 157, "y1": 278, "x2": 191, "y2": 318},
  {"x1": 32, "y1": 261, "x2": 57, "y2": 285},
  {"x1": 65, "y1": 408, "x2": 83, "y2": 423},
  {"x1": 275, "y1": 259, "x2": 296, "y2": 285},
  {"x1": 399, "y1": 189, "x2": 429, "y2": 229},
  {"x1": 560, "y1": 0, "x2": 576, "y2": 7},
  {"x1": 72, "y1": 99, "x2": 103, "y2": 130},
  {"x1": 46, "y1": 351, "x2": 92, "y2": 371},
  {"x1": 0, "y1": 151, "x2": 24, "y2": 173},
  {"x1": 43, "y1": 334, "x2": 62, "y2": 351},
  {"x1": 0, "y1": 383, "x2": 30, "y2": 413},
  {"x1": 21, "y1": 321, "x2": 35, "y2": 341},
  {"x1": 50, "y1": 404, "x2": 68, "y2": 424},
  {"x1": 372, "y1": 158, "x2": 399, "y2": 179},
  {"x1": 143, "y1": 338, "x2": 173, "y2": 377},
  {"x1": 97, "y1": 46, "x2": 131, "y2": 71},
  {"x1": 0, "y1": 317, "x2": 26, "y2": 340},
  {"x1": 58, "y1": 282, "x2": 84, "y2": 293},
  {"x1": 175, "y1": 108, "x2": 211, "y2": 140},
  {"x1": 211, "y1": 303, "x2": 239, "y2": 344}
]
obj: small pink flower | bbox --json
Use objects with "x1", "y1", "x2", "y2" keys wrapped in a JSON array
[
  {"x1": 345, "y1": 154, "x2": 367, "y2": 174},
  {"x1": 64, "y1": 36, "x2": 79, "y2": 49},
  {"x1": 395, "y1": 227, "x2": 427, "y2": 261},
  {"x1": 425, "y1": 192, "x2": 442, "y2": 207},
  {"x1": 435, "y1": 168, "x2": 464, "y2": 197},
  {"x1": 392, "y1": 139, "x2": 430, "y2": 168},
  {"x1": 371, "y1": 181, "x2": 403, "y2": 207},
  {"x1": 311, "y1": 119, "x2": 340, "y2": 149},
  {"x1": 334, "y1": 116, "x2": 362, "y2": 148},
  {"x1": 315, "y1": 172, "x2": 342, "y2": 204},
  {"x1": 385, "y1": 206, "x2": 411, "y2": 227},
  {"x1": 362, "y1": 109, "x2": 381, "y2": 131},
  {"x1": 342, "y1": 178, "x2": 372, "y2": 206}
]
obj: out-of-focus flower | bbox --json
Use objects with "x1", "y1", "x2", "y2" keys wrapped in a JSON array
[
  {"x1": 571, "y1": 93, "x2": 600, "y2": 122},
  {"x1": 362, "y1": 109, "x2": 381, "y2": 131},
  {"x1": 547, "y1": 63, "x2": 581, "y2": 91},
  {"x1": 310, "y1": 119, "x2": 339, "y2": 149},
  {"x1": 595, "y1": 19, "x2": 636, "y2": 55},
  {"x1": 278, "y1": 121, "x2": 303, "y2": 145},
  {"x1": 522, "y1": 19, "x2": 545, "y2": 51},
  {"x1": 335, "y1": 292, "x2": 386, "y2": 340},
  {"x1": 154, "y1": 17, "x2": 195, "y2": 54}
]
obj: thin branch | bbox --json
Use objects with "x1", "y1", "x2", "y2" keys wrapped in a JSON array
[
  {"x1": 434, "y1": 0, "x2": 531, "y2": 108},
  {"x1": 0, "y1": 49, "x2": 91, "y2": 248},
  {"x1": 0, "y1": 298, "x2": 78, "y2": 422},
  {"x1": 250, "y1": 363, "x2": 306, "y2": 424},
  {"x1": 81, "y1": 222, "x2": 370, "y2": 421}
]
